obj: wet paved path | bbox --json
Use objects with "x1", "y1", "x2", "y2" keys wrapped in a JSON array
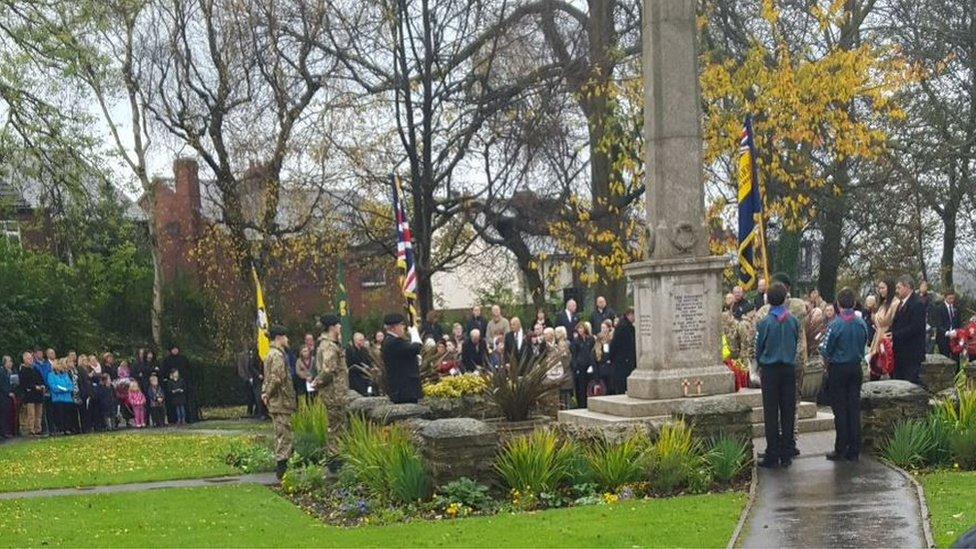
[
  {"x1": 0, "y1": 473, "x2": 277, "y2": 500},
  {"x1": 741, "y1": 431, "x2": 928, "y2": 548}
]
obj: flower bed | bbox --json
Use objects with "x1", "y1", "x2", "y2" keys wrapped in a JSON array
[{"x1": 279, "y1": 417, "x2": 751, "y2": 528}]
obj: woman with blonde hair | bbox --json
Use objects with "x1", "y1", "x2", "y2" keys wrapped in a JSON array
[{"x1": 548, "y1": 327, "x2": 575, "y2": 409}]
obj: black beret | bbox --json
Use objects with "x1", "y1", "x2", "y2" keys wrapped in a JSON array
[
  {"x1": 383, "y1": 313, "x2": 406, "y2": 326},
  {"x1": 771, "y1": 272, "x2": 792, "y2": 288},
  {"x1": 268, "y1": 325, "x2": 288, "y2": 338},
  {"x1": 320, "y1": 314, "x2": 341, "y2": 329}
]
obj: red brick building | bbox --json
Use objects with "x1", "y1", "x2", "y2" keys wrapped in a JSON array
[{"x1": 142, "y1": 158, "x2": 401, "y2": 326}]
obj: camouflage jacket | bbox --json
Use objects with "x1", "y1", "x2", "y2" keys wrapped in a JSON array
[
  {"x1": 262, "y1": 345, "x2": 296, "y2": 414},
  {"x1": 722, "y1": 311, "x2": 743, "y2": 359},
  {"x1": 751, "y1": 297, "x2": 809, "y2": 369},
  {"x1": 315, "y1": 337, "x2": 349, "y2": 404}
]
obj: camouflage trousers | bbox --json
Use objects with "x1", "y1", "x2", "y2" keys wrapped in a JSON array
[
  {"x1": 793, "y1": 362, "x2": 806, "y2": 441},
  {"x1": 271, "y1": 412, "x2": 294, "y2": 462},
  {"x1": 316, "y1": 392, "x2": 348, "y2": 456}
]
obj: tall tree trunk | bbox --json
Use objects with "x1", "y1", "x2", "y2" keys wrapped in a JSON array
[
  {"x1": 145, "y1": 197, "x2": 164, "y2": 348},
  {"x1": 817, "y1": 167, "x2": 850, "y2": 302},
  {"x1": 940, "y1": 205, "x2": 956, "y2": 289},
  {"x1": 773, "y1": 226, "x2": 801, "y2": 284}
]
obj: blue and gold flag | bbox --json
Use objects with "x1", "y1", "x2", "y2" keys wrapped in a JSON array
[{"x1": 737, "y1": 116, "x2": 767, "y2": 290}]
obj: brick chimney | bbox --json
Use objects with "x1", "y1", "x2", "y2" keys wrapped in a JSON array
[{"x1": 173, "y1": 157, "x2": 201, "y2": 218}]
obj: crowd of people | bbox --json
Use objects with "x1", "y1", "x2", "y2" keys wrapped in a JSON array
[
  {"x1": 419, "y1": 299, "x2": 637, "y2": 409},
  {"x1": 726, "y1": 272, "x2": 973, "y2": 469},
  {"x1": 0, "y1": 347, "x2": 196, "y2": 439}
]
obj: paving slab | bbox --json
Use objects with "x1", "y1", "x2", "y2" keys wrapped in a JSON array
[
  {"x1": 741, "y1": 431, "x2": 927, "y2": 548},
  {"x1": 0, "y1": 473, "x2": 277, "y2": 500}
]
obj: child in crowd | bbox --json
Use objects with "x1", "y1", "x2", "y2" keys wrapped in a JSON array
[
  {"x1": 128, "y1": 381, "x2": 147, "y2": 428},
  {"x1": 166, "y1": 370, "x2": 187, "y2": 425},
  {"x1": 755, "y1": 282, "x2": 801, "y2": 469},
  {"x1": 94, "y1": 374, "x2": 118, "y2": 431},
  {"x1": 147, "y1": 374, "x2": 166, "y2": 428}
]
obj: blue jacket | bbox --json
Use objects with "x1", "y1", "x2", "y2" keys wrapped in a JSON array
[
  {"x1": 755, "y1": 306, "x2": 800, "y2": 367},
  {"x1": 36, "y1": 360, "x2": 53, "y2": 383},
  {"x1": 820, "y1": 310, "x2": 869, "y2": 365},
  {"x1": 46, "y1": 371, "x2": 75, "y2": 404}
]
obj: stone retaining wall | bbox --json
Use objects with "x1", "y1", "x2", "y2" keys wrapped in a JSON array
[
  {"x1": 420, "y1": 418, "x2": 498, "y2": 486},
  {"x1": 860, "y1": 380, "x2": 932, "y2": 452}
]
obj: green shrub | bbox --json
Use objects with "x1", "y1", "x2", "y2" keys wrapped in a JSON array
[
  {"x1": 338, "y1": 416, "x2": 430, "y2": 504},
  {"x1": 495, "y1": 430, "x2": 576, "y2": 496},
  {"x1": 883, "y1": 419, "x2": 935, "y2": 469},
  {"x1": 293, "y1": 399, "x2": 330, "y2": 462},
  {"x1": 434, "y1": 477, "x2": 495, "y2": 512},
  {"x1": 281, "y1": 464, "x2": 327, "y2": 494},
  {"x1": 583, "y1": 434, "x2": 650, "y2": 492},
  {"x1": 704, "y1": 435, "x2": 750, "y2": 484},
  {"x1": 949, "y1": 429, "x2": 976, "y2": 470},
  {"x1": 925, "y1": 414, "x2": 955, "y2": 468},
  {"x1": 648, "y1": 421, "x2": 700, "y2": 493},
  {"x1": 223, "y1": 439, "x2": 275, "y2": 473}
]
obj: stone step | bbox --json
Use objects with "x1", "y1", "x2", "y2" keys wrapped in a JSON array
[
  {"x1": 556, "y1": 408, "x2": 658, "y2": 428},
  {"x1": 749, "y1": 401, "x2": 817, "y2": 423},
  {"x1": 586, "y1": 388, "x2": 764, "y2": 418},
  {"x1": 751, "y1": 410, "x2": 835, "y2": 438}
]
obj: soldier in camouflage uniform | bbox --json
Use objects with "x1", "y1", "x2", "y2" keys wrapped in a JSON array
[
  {"x1": 261, "y1": 326, "x2": 296, "y2": 480},
  {"x1": 722, "y1": 310, "x2": 743, "y2": 359},
  {"x1": 314, "y1": 315, "x2": 349, "y2": 456},
  {"x1": 749, "y1": 273, "x2": 808, "y2": 456}
]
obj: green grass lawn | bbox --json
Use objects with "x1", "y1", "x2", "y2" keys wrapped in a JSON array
[
  {"x1": 0, "y1": 433, "x2": 253, "y2": 493},
  {"x1": 0, "y1": 485, "x2": 746, "y2": 548},
  {"x1": 921, "y1": 470, "x2": 976, "y2": 548}
]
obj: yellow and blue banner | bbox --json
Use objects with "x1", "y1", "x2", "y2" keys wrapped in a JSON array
[{"x1": 737, "y1": 116, "x2": 768, "y2": 290}]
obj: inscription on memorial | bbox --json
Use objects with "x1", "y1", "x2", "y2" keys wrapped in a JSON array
[{"x1": 671, "y1": 287, "x2": 705, "y2": 352}]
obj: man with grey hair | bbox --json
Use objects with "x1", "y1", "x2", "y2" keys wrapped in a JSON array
[
  {"x1": 346, "y1": 332, "x2": 373, "y2": 396},
  {"x1": 889, "y1": 275, "x2": 926, "y2": 384},
  {"x1": 462, "y1": 328, "x2": 488, "y2": 372}
]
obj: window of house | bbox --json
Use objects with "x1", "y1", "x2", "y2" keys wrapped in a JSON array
[
  {"x1": 2, "y1": 220, "x2": 21, "y2": 247},
  {"x1": 361, "y1": 267, "x2": 387, "y2": 289}
]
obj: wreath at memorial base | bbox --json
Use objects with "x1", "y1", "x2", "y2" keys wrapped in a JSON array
[
  {"x1": 950, "y1": 321, "x2": 976, "y2": 357},
  {"x1": 724, "y1": 359, "x2": 749, "y2": 391}
]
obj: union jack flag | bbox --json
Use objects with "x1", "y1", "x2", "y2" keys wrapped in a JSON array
[{"x1": 391, "y1": 174, "x2": 418, "y2": 325}]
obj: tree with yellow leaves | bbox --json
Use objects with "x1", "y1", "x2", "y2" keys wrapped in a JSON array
[{"x1": 701, "y1": 0, "x2": 913, "y2": 299}]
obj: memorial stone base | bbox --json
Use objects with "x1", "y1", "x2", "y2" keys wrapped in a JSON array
[{"x1": 626, "y1": 255, "x2": 734, "y2": 402}]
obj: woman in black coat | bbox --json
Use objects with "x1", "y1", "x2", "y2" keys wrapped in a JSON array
[
  {"x1": 570, "y1": 322, "x2": 597, "y2": 408},
  {"x1": 609, "y1": 310, "x2": 637, "y2": 395}
]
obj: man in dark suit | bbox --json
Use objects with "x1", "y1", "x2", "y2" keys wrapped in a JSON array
[
  {"x1": 589, "y1": 296, "x2": 616, "y2": 331},
  {"x1": 609, "y1": 309, "x2": 637, "y2": 395},
  {"x1": 556, "y1": 299, "x2": 580, "y2": 339},
  {"x1": 464, "y1": 306, "x2": 487, "y2": 341},
  {"x1": 503, "y1": 317, "x2": 531, "y2": 363},
  {"x1": 461, "y1": 329, "x2": 489, "y2": 372},
  {"x1": 932, "y1": 290, "x2": 962, "y2": 358},
  {"x1": 345, "y1": 332, "x2": 373, "y2": 396},
  {"x1": 889, "y1": 275, "x2": 927, "y2": 384},
  {"x1": 381, "y1": 314, "x2": 423, "y2": 404},
  {"x1": 752, "y1": 278, "x2": 768, "y2": 311}
]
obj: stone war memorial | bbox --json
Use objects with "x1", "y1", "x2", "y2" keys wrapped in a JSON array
[
  {"x1": 559, "y1": 0, "x2": 830, "y2": 442},
  {"x1": 4, "y1": 0, "x2": 976, "y2": 547}
]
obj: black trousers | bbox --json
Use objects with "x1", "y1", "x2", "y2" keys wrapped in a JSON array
[
  {"x1": 760, "y1": 364, "x2": 797, "y2": 460},
  {"x1": 150, "y1": 406, "x2": 166, "y2": 427},
  {"x1": 828, "y1": 361, "x2": 862, "y2": 457},
  {"x1": 0, "y1": 394, "x2": 12, "y2": 436},
  {"x1": 573, "y1": 368, "x2": 589, "y2": 409},
  {"x1": 243, "y1": 379, "x2": 256, "y2": 415},
  {"x1": 53, "y1": 402, "x2": 76, "y2": 434}
]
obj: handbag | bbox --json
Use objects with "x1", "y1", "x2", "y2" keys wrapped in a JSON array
[{"x1": 587, "y1": 379, "x2": 607, "y2": 397}]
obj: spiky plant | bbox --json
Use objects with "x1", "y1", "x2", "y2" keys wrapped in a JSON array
[{"x1": 483, "y1": 350, "x2": 561, "y2": 422}]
